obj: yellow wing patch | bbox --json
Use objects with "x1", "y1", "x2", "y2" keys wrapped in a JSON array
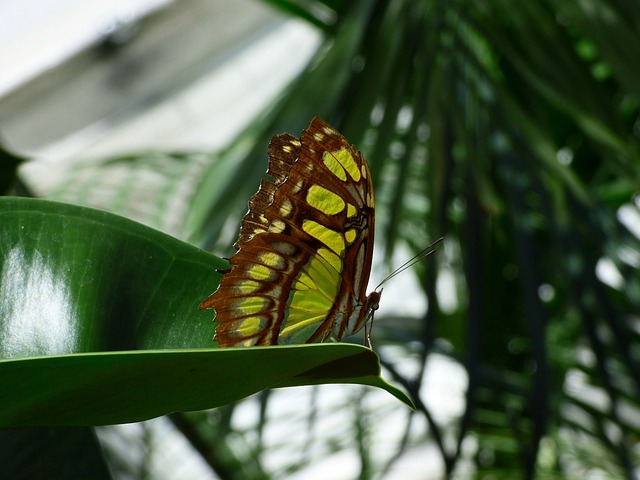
[
  {"x1": 302, "y1": 220, "x2": 345, "y2": 255},
  {"x1": 258, "y1": 252, "x2": 285, "y2": 269},
  {"x1": 322, "y1": 150, "x2": 347, "y2": 181},
  {"x1": 307, "y1": 185, "x2": 345, "y2": 216},
  {"x1": 282, "y1": 253, "x2": 340, "y2": 343},
  {"x1": 247, "y1": 264, "x2": 275, "y2": 281},
  {"x1": 329, "y1": 148, "x2": 361, "y2": 182}
]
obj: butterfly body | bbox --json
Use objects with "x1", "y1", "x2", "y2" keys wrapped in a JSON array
[{"x1": 200, "y1": 117, "x2": 379, "y2": 347}]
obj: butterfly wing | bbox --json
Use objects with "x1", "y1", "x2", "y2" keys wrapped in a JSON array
[{"x1": 200, "y1": 117, "x2": 376, "y2": 347}]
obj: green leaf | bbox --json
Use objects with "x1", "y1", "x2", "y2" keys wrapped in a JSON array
[
  {"x1": 0, "y1": 197, "x2": 220, "y2": 355},
  {"x1": 0, "y1": 345, "x2": 412, "y2": 427},
  {"x1": 0, "y1": 197, "x2": 413, "y2": 427}
]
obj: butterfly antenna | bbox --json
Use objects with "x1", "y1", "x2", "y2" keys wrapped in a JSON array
[{"x1": 374, "y1": 237, "x2": 444, "y2": 290}]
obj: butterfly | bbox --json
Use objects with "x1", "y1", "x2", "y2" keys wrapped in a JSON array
[{"x1": 200, "y1": 117, "x2": 381, "y2": 347}]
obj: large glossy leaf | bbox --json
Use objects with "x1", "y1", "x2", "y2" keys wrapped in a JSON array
[
  {"x1": 0, "y1": 197, "x2": 220, "y2": 355},
  {"x1": 0, "y1": 345, "x2": 410, "y2": 427},
  {"x1": 0, "y1": 197, "x2": 413, "y2": 427}
]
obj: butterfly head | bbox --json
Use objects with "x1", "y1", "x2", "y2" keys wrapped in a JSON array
[{"x1": 367, "y1": 289, "x2": 382, "y2": 312}]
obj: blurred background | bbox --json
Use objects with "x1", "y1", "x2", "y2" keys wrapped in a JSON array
[{"x1": 2, "y1": 0, "x2": 640, "y2": 478}]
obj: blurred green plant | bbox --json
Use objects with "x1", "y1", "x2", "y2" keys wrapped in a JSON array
[{"x1": 2, "y1": 0, "x2": 640, "y2": 478}]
